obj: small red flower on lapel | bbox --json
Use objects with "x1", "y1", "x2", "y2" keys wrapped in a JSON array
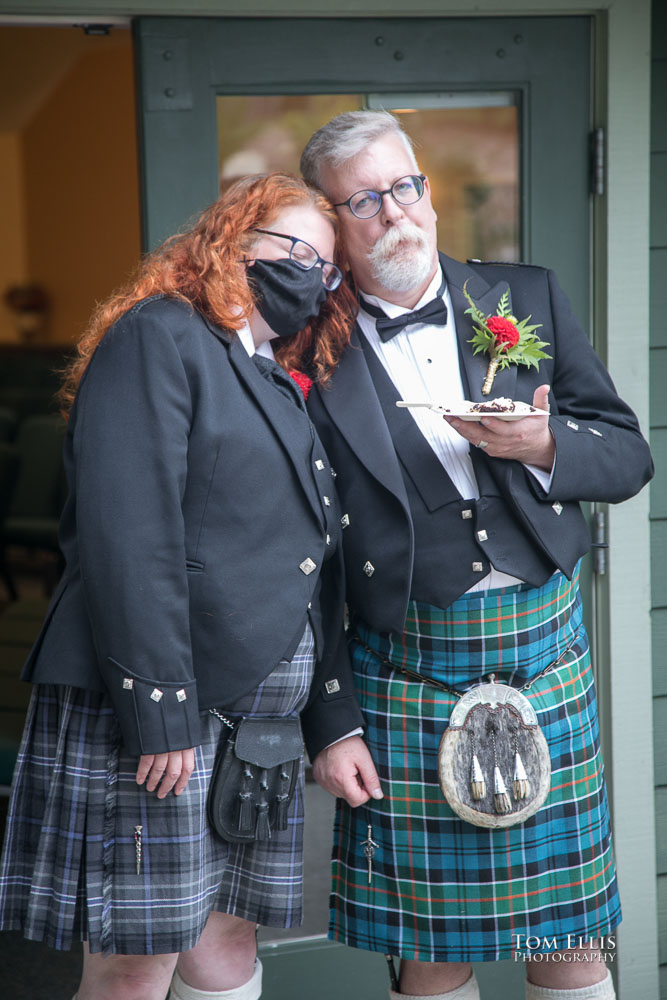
[
  {"x1": 485, "y1": 316, "x2": 520, "y2": 350},
  {"x1": 463, "y1": 280, "x2": 551, "y2": 395},
  {"x1": 289, "y1": 370, "x2": 313, "y2": 400}
]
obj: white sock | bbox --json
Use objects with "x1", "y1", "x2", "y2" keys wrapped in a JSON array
[
  {"x1": 525, "y1": 969, "x2": 615, "y2": 999},
  {"x1": 390, "y1": 970, "x2": 480, "y2": 1000},
  {"x1": 169, "y1": 959, "x2": 262, "y2": 1000}
]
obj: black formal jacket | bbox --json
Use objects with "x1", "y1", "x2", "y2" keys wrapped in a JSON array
[
  {"x1": 308, "y1": 253, "x2": 654, "y2": 634},
  {"x1": 22, "y1": 296, "x2": 364, "y2": 758}
]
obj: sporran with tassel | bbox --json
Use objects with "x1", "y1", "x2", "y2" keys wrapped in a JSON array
[
  {"x1": 207, "y1": 711, "x2": 303, "y2": 844},
  {"x1": 438, "y1": 677, "x2": 550, "y2": 827},
  {"x1": 353, "y1": 634, "x2": 574, "y2": 829}
]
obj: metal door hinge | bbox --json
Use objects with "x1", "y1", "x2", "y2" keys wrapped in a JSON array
[
  {"x1": 591, "y1": 509, "x2": 608, "y2": 575},
  {"x1": 589, "y1": 128, "x2": 605, "y2": 197}
]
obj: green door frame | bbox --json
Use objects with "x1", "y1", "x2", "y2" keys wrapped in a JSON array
[
  {"x1": 134, "y1": 15, "x2": 591, "y2": 323},
  {"x1": 133, "y1": 15, "x2": 600, "y2": 999}
]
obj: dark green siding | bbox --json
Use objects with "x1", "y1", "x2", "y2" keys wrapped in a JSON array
[{"x1": 652, "y1": 1, "x2": 667, "y2": 994}]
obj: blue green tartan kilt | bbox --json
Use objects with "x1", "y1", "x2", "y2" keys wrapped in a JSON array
[{"x1": 330, "y1": 569, "x2": 622, "y2": 962}]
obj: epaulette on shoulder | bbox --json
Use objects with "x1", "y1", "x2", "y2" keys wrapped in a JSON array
[{"x1": 466, "y1": 258, "x2": 545, "y2": 269}]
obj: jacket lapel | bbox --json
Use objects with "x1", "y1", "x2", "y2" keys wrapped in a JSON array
[
  {"x1": 440, "y1": 253, "x2": 518, "y2": 403},
  {"x1": 439, "y1": 255, "x2": 518, "y2": 493},
  {"x1": 316, "y1": 327, "x2": 410, "y2": 511},
  {"x1": 204, "y1": 319, "x2": 326, "y2": 527}
]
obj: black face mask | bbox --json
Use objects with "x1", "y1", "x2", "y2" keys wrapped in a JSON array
[{"x1": 247, "y1": 258, "x2": 328, "y2": 339}]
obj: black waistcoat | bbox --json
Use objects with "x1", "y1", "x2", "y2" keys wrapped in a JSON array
[{"x1": 360, "y1": 338, "x2": 555, "y2": 609}]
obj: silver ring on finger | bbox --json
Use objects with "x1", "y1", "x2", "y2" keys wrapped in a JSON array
[{"x1": 478, "y1": 439, "x2": 489, "y2": 449}]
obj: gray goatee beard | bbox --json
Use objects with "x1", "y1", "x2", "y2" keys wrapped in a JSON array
[{"x1": 368, "y1": 224, "x2": 435, "y2": 293}]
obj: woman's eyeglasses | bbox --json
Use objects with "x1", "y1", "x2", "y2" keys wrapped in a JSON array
[{"x1": 253, "y1": 229, "x2": 343, "y2": 291}]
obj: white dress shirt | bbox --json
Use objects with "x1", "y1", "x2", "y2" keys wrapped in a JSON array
[
  {"x1": 357, "y1": 267, "x2": 553, "y2": 592},
  {"x1": 236, "y1": 322, "x2": 275, "y2": 359}
]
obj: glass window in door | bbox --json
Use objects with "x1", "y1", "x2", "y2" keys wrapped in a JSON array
[{"x1": 217, "y1": 91, "x2": 520, "y2": 262}]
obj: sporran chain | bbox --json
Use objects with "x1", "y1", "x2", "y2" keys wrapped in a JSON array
[
  {"x1": 209, "y1": 706, "x2": 236, "y2": 730},
  {"x1": 350, "y1": 631, "x2": 577, "y2": 696}
]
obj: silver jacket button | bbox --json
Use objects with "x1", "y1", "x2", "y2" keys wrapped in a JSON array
[
  {"x1": 325, "y1": 679, "x2": 340, "y2": 694},
  {"x1": 341, "y1": 513, "x2": 350, "y2": 528},
  {"x1": 315, "y1": 459, "x2": 325, "y2": 470},
  {"x1": 477, "y1": 529, "x2": 488, "y2": 542},
  {"x1": 299, "y1": 557, "x2": 317, "y2": 575},
  {"x1": 150, "y1": 688, "x2": 164, "y2": 702},
  {"x1": 552, "y1": 502, "x2": 563, "y2": 515},
  {"x1": 472, "y1": 561, "x2": 484, "y2": 572},
  {"x1": 323, "y1": 496, "x2": 331, "y2": 506},
  {"x1": 461, "y1": 508, "x2": 473, "y2": 519},
  {"x1": 363, "y1": 561, "x2": 375, "y2": 577}
]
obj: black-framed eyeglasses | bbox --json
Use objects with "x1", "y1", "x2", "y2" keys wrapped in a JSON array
[
  {"x1": 253, "y1": 229, "x2": 342, "y2": 291},
  {"x1": 333, "y1": 174, "x2": 426, "y2": 220}
]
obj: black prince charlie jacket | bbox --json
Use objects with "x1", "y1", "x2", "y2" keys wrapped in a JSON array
[
  {"x1": 308, "y1": 253, "x2": 654, "y2": 633},
  {"x1": 22, "y1": 297, "x2": 365, "y2": 758}
]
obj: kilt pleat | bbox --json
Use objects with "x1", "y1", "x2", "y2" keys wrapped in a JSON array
[
  {"x1": 330, "y1": 569, "x2": 621, "y2": 962},
  {"x1": 0, "y1": 626, "x2": 314, "y2": 955}
]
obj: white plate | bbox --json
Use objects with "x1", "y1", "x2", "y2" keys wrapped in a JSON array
[{"x1": 396, "y1": 400, "x2": 549, "y2": 422}]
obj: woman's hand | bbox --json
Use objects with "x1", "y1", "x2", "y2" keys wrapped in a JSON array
[{"x1": 136, "y1": 749, "x2": 195, "y2": 798}]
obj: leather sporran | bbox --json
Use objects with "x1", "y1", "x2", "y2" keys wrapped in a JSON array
[
  {"x1": 438, "y1": 680, "x2": 551, "y2": 828},
  {"x1": 207, "y1": 716, "x2": 304, "y2": 844}
]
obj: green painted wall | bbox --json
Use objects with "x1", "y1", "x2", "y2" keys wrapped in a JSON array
[{"x1": 651, "y1": 2, "x2": 667, "y2": 996}]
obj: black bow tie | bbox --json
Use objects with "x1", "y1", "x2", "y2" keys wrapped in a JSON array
[{"x1": 359, "y1": 277, "x2": 448, "y2": 342}]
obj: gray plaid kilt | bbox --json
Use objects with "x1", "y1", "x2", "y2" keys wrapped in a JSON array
[{"x1": 0, "y1": 624, "x2": 314, "y2": 956}]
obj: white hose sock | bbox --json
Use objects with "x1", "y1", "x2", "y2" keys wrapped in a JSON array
[
  {"x1": 525, "y1": 969, "x2": 615, "y2": 999},
  {"x1": 169, "y1": 959, "x2": 262, "y2": 1000},
  {"x1": 390, "y1": 970, "x2": 480, "y2": 1000}
]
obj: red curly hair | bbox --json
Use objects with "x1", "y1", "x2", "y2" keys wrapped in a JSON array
[{"x1": 58, "y1": 172, "x2": 357, "y2": 414}]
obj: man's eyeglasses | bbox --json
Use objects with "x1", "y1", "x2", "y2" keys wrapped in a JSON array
[
  {"x1": 334, "y1": 174, "x2": 426, "y2": 220},
  {"x1": 253, "y1": 229, "x2": 342, "y2": 291}
]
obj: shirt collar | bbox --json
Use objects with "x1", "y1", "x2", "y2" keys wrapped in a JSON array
[
  {"x1": 237, "y1": 321, "x2": 276, "y2": 360},
  {"x1": 358, "y1": 265, "x2": 444, "y2": 319}
]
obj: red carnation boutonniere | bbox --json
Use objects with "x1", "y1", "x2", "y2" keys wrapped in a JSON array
[
  {"x1": 463, "y1": 280, "x2": 551, "y2": 395},
  {"x1": 289, "y1": 370, "x2": 313, "y2": 400}
]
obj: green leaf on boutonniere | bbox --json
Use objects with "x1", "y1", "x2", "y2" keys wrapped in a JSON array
[{"x1": 463, "y1": 279, "x2": 552, "y2": 394}]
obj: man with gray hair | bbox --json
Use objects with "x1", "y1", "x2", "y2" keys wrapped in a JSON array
[{"x1": 303, "y1": 111, "x2": 652, "y2": 1000}]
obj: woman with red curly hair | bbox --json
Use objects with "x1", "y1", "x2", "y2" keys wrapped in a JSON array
[{"x1": 0, "y1": 173, "x2": 373, "y2": 1000}]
